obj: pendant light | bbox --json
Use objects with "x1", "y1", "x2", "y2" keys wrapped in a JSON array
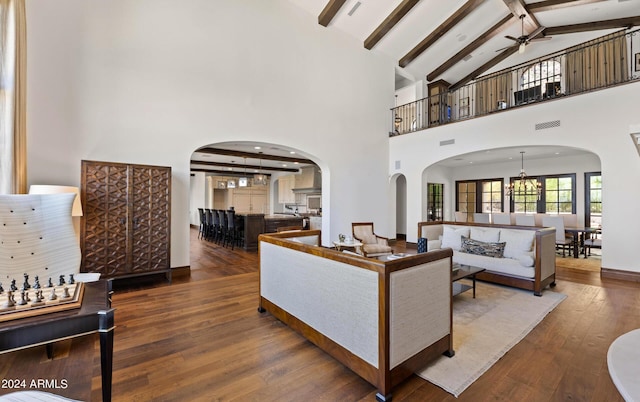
[
  {"x1": 253, "y1": 152, "x2": 268, "y2": 186},
  {"x1": 505, "y1": 151, "x2": 542, "y2": 200}
]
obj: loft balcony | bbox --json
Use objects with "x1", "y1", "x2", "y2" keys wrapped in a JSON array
[{"x1": 391, "y1": 29, "x2": 640, "y2": 137}]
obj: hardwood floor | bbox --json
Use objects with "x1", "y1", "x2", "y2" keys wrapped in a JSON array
[{"x1": 1, "y1": 227, "x2": 638, "y2": 401}]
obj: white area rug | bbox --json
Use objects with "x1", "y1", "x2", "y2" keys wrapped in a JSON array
[{"x1": 416, "y1": 282, "x2": 566, "y2": 397}]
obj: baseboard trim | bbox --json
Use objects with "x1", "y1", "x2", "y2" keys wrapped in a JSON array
[
  {"x1": 171, "y1": 265, "x2": 191, "y2": 278},
  {"x1": 601, "y1": 267, "x2": 640, "y2": 283}
]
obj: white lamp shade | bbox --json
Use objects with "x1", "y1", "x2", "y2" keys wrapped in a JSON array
[{"x1": 28, "y1": 185, "x2": 83, "y2": 216}]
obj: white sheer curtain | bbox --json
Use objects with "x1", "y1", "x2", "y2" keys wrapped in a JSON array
[{"x1": 0, "y1": 0, "x2": 26, "y2": 194}]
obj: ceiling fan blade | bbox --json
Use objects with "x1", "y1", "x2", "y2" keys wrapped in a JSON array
[
  {"x1": 496, "y1": 44, "x2": 517, "y2": 52},
  {"x1": 519, "y1": 43, "x2": 526, "y2": 54},
  {"x1": 504, "y1": 35, "x2": 518, "y2": 42}
]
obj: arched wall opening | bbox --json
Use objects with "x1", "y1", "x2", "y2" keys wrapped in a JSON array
[
  {"x1": 420, "y1": 145, "x2": 601, "y2": 225},
  {"x1": 189, "y1": 141, "x2": 331, "y2": 250}
]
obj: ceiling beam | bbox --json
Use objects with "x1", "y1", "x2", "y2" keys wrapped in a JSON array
[
  {"x1": 427, "y1": 14, "x2": 514, "y2": 82},
  {"x1": 528, "y1": 0, "x2": 605, "y2": 13},
  {"x1": 501, "y1": 0, "x2": 540, "y2": 33},
  {"x1": 190, "y1": 168, "x2": 272, "y2": 177},
  {"x1": 190, "y1": 160, "x2": 300, "y2": 173},
  {"x1": 451, "y1": 45, "x2": 519, "y2": 90},
  {"x1": 364, "y1": 0, "x2": 421, "y2": 50},
  {"x1": 399, "y1": 0, "x2": 484, "y2": 68},
  {"x1": 318, "y1": 0, "x2": 348, "y2": 27},
  {"x1": 544, "y1": 16, "x2": 640, "y2": 35},
  {"x1": 195, "y1": 147, "x2": 314, "y2": 165}
]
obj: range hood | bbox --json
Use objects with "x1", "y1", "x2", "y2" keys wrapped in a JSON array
[{"x1": 292, "y1": 166, "x2": 322, "y2": 194}]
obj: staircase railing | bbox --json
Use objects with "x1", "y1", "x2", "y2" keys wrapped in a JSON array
[{"x1": 391, "y1": 28, "x2": 640, "y2": 136}]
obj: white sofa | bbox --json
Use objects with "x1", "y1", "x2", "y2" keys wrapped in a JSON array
[
  {"x1": 418, "y1": 221, "x2": 557, "y2": 296},
  {"x1": 258, "y1": 229, "x2": 454, "y2": 401}
]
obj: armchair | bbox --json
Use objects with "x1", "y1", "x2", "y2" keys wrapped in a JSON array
[{"x1": 351, "y1": 222, "x2": 393, "y2": 257}]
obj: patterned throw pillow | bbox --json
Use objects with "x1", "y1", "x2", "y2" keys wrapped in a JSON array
[{"x1": 460, "y1": 236, "x2": 506, "y2": 258}]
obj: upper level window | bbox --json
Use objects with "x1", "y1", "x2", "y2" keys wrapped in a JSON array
[{"x1": 521, "y1": 60, "x2": 562, "y2": 97}]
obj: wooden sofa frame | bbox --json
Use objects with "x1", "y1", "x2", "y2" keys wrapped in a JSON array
[
  {"x1": 418, "y1": 221, "x2": 557, "y2": 296},
  {"x1": 258, "y1": 230, "x2": 454, "y2": 401}
]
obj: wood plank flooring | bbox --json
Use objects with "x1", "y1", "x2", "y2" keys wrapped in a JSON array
[{"x1": 1, "y1": 227, "x2": 638, "y2": 401}]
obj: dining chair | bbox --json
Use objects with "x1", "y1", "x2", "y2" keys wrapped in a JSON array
[
  {"x1": 515, "y1": 214, "x2": 536, "y2": 226},
  {"x1": 473, "y1": 213, "x2": 490, "y2": 224},
  {"x1": 492, "y1": 213, "x2": 511, "y2": 225},
  {"x1": 454, "y1": 211, "x2": 468, "y2": 222},
  {"x1": 583, "y1": 229, "x2": 602, "y2": 258},
  {"x1": 542, "y1": 215, "x2": 575, "y2": 257}
]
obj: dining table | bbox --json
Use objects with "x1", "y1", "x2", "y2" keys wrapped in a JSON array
[{"x1": 564, "y1": 226, "x2": 598, "y2": 258}]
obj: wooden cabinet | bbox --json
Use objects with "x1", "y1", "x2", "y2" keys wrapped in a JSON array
[
  {"x1": 278, "y1": 175, "x2": 296, "y2": 204},
  {"x1": 428, "y1": 79, "x2": 450, "y2": 126},
  {"x1": 80, "y1": 160, "x2": 171, "y2": 280}
]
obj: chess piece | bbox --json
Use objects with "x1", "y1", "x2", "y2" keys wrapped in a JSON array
[
  {"x1": 48, "y1": 288, "x2": 57, "y2": 301},
  {"x1": 59, "y1": 275, "x2": 66, "y2": 286},
  {"x1": 23, "y1": 273, "x2": 31, "y2": 289},
  {"x1": 31, "y1": 290, "x2": 44, "y2": 306},
  {"x1": 62, "y1": 286, "x2": 71, "y2": 299},
  {"x1": 47, "y1": 278, "x2": 53, "y2": 288},
  {"x1": 10, "y1": 279, "x2": 17, "y2": 291},
  {"x1": 17, "y1": 290, "x2": 27, "y2": 306},
  {"x1": 69, "y1": 274, "x2": 75, "y2": 285},
  {"x1": 33, "y1": 276, "x2": 41, "y2": 289},
  {"x1": 3, "y1": 291, "x2": 15, "y2": 308},
  {"x1": 0, "y1": 282, "x2": 3, "y2": 294}
]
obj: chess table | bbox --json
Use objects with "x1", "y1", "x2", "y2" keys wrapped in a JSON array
[{"x1": 0, "y1": 280, "x2": 114, "y2": 402}]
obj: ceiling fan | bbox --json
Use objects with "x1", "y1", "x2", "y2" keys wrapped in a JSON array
[{"x1": 498, "y1": 14, "x2": 551, "y2": 54}]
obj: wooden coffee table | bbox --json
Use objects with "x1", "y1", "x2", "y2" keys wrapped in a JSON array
[{"x1": 452, "y1": 264, "x2": 486, "y2": 298}]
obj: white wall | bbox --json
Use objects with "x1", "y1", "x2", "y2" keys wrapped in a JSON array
[
  {"x1": 26, "y1": 0, "x2": 395, "y2": 268},
  {"x1": 392, "y1": 83, "x2": 640, "y2": 273}
]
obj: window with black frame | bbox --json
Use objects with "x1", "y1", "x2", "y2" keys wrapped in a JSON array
[
  {"x1": 427, "y1": 183, "x2": 444, "y2": 221},
  {"x1": 585, "y1": 172, "x2": 602, "y2": 228},
  {"x1": 510, "y1": 174, "x2": 576, "y2": 214},
  {"x1": 456, "y1": 179, "x2": 503, "y2": 219}
]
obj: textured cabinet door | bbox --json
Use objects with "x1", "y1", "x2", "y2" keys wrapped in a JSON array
[{"x1": 81, "y1": 160, "x2": 171, "y2": 279}]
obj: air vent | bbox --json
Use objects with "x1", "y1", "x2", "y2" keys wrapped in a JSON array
[
  {"x1": 463, "y1": 54, "x2": 473, "y2": 62},
  {"x1": 535, "y1": 120, "x2": 560, "y2": 130},
  {"x1": 395, "y1": 160, "x2": 401, "y2": 170},
  {"x1": 440, "y1": 139, "x2": 455, "y2": 146}
]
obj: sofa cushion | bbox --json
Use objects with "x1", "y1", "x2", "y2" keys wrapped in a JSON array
[
  {"x1": 516, "y1": 252, "x2": 535, "y2": 267},
  {"x1": 453, "y1": 251, "x2": 536, "y2": 279},
  {"x1": 460, "y1": 236, "x2": 506, "y2": 258},
  {"x1": 441, "y1": 226, "x2": 469, "y2": 251},
  {"x1": 500, "y1": 229, "x2": 535, "y2": 259},
  {"x1": 470, "y1": 227, "x2": 501, "y2": 243},
  {"x1": 361, "y1": 234, "x2": 378, "y2": 244},
  {"x1": 363, "y1": 243, "x2": 392, "y2": 254}
]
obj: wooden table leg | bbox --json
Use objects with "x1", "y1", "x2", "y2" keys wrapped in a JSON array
[{"x1": 99, "y1": 310, "x2": 115, "y2": 402}]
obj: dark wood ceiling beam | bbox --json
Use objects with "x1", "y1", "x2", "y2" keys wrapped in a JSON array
[
  {"x1": 544, "y1": 16, "x2": 640, "y2": 35},
  {"x1": 190, "y1": 160, "x2": 299, "y2": 173},
  {"x1": 451, "y1": 45, "x2": 519, "y2": 90},
  {"x1": 399, "y1": 0, "x2": 484, "y2": 67},
  {"x1": 196, "y1": 147, "x2": 314, "y2": 165},
  {"x1": 190, "y1": 168, "x2": 272, "y2": 177},
  {"x1": 528, "y1": 0, "x2": 605, "y2": 13},
  {"x1": 501, "y1": 0, "x2": 540, "y2": 33},
  {"x1": 318, "y1": 0, "x2": 348, "y2": 27},
  {"x1": 427, "y1": 14, "x2": 514, "y2": 82},
  {"x1": 364, "y1": 0, "x2": 420, "y2": 50}
]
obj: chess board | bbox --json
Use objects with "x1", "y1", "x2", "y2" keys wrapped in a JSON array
[{"x1": 0, "y1": 282, "x2": 85, "y2": 322}]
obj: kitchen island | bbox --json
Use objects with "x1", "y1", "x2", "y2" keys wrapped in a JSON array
[
  {"x1": 235, "y1": 214, "x2": 304, "y2": 251},
  {"x1": 263, "y1": 214, "x2": 304, "y2": 233}
]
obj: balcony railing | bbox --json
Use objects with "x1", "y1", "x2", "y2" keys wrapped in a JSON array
[{"x1": 391, "y1": 28, "x2": 640, "y2": 136}]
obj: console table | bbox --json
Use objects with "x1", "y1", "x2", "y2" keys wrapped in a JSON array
[{"x1": 0, "y1": 280, "x2": 115, "y2": 402}]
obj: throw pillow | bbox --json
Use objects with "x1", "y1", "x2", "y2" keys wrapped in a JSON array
[
  {"x1": 460, "y1": 236, "x2": 506, "y2": 258},
  {"x1": 470, "y1": 227, "x2": 501, "y2": 243},
  {"x1": 499, "y1": 229, "x2": 535, "y2": 259},
  {"x1": 441, "y1": 226, "x2": 470, "y2": 251},
  {"x1": 516, "y1": 252, "x2": 535, "y2": 267}
]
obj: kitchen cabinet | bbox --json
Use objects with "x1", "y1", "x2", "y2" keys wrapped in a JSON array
[
  {"x1": 278, "y1": 175, "x2": 296, "y2": 204},
  {"x1": 80, "y1": 160, "x2": 171, "y2": 281}
]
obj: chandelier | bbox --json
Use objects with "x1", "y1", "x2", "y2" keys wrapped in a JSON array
[
  {"x1": 253, "y1": 152, "x2": 268, "y2": 186},
  {"x1": 505, "y1": 151, "x2": 542, "y2": 200}
]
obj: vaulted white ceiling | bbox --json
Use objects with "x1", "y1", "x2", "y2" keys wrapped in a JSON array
[{"x1": 289, "y1": 0, "x2": 640, "y2": 87}]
